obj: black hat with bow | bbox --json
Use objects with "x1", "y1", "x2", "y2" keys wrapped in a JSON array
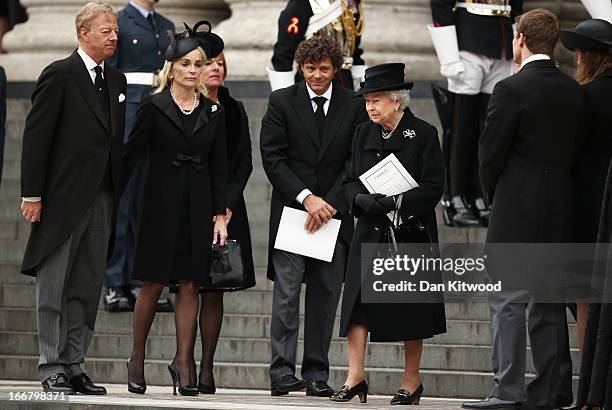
[
  {"x1": 192, "y1": 20, "x2": 225, "y2": 58},
  {"x1": 354, "y1": 63, "x2": 414, "y2": 96},
  {"x1": 560, "y1": 19, "x2": 612, "y2": 53},
  {"x1": 165, "y1": 22, "x2": 201, "y2": 61}
]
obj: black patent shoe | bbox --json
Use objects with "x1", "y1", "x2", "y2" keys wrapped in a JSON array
[
  {"x1": 42, "y1": 373, "x2": 75, "y2": 394},
  {"x1": 471, "y1": 197, "x2": 490, "y2": 227},
  {"x1": 306, "y1": 380, "x2": 334, "y2": 397},
  {"x1": 168, "y1": 360, "x2": 198, "y2": 396},
  {"x1": 270, "y1": 374, "x2": 306, "y2": 396},
  {"x1": 390, "y1": 384, "x2": 423, "y2": 405},
  {"x1": 104, "y1": 287, "x2": 132, "y2": 312},
  {"x1": 329, "y1": 380, "x2": 368, "y2": 403},
  {"x1": 70, "y1": 373, "x2": 107, "y2": 395},
  {"x1": 451, "y1": 196, "x2": 481, "y2": 227},
  {"x1": 127, "y1": 358, "x2": 146, "y2": 394},
  {"x1": 197, "y1": 371, "x2": 216, "y2": 394},
  {"x1": 441, "y1": 198, "x2": 457, "y2": 227}
]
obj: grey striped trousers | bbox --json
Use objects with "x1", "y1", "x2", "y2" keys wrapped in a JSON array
[{"x1": 35, "y1": 185, "x2": 113, "y2": 381}]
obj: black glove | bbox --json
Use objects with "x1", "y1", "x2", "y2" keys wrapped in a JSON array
[
  {"x1": 354, "y1": 193, "x2": 386, "y2": 215},
  {"x1": 377, "y1": 195, "x2": 397, "y2": 212}
]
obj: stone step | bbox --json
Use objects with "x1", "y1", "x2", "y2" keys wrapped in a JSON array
[
  {"x1": 0, "y1": 354, "x2": 575, "y2": 398},
  {"x1": 0, "y1": 331, "x2": 581, "y2": 375},
  {"x1": 0, "y1": 240, "x2": 25, "y2": 263},
  {"x1": 0, "y1": 283, "x2": 493, "y2": 320},
  {"x1": 0, "y1": 220, "x2": 29, "y2": 241},
  {"x1": 0, "y1": 160, "x2": 19, "y2": 183},
  {"x1": 0, "y1": 308, "x2": 579, "y2": 348}
]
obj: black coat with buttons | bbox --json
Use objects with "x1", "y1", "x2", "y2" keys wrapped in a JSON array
[
  {"x1": 340, "y1": 108, "x2": 447, "y2": 341},
  {"x1": 125, "y1": 91, "x2": 227, "y2": 284}
]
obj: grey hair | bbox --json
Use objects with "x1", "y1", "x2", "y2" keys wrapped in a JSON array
[
  {"x1": 386, "y1": 89, "x2": 410, "y2": 111},
  {"x1": 75, "y1": 1, "x2": 116, "y2": 39}
]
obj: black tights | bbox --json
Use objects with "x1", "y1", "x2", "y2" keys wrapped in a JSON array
[
  {"x1": 129, "y1": 281, "x2": 199, "y2": 386},
  {"x1": 198, "y1": 291, "x2": 224, "y2": 386}
]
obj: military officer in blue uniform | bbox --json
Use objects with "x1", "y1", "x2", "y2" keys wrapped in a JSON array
[{"x1": 104, "y1": 0, "x2": 174, "y2": 312}]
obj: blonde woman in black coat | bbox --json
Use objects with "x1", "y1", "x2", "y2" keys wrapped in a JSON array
[
  {"x1": 125, "y1": 27, "x2": 228, "y2": 396},
  {"x1": 331, "y1": 64, "x2": 446, "y2": 405}
]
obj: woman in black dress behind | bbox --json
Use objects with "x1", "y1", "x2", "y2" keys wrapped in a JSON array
[
  {"x1": 125, "y1": 26, "x2": 228, "y2": 396},
  {"x1": 191, "y1": 24, "x2": 256, "y2": 394},
  {"x1": 331, "y1": 64, "x2": 446, "y2": 405}
]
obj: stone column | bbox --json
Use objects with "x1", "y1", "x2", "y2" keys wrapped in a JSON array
[{"x1": 0, "y1": 0, "x2": 229, "y2": 81}]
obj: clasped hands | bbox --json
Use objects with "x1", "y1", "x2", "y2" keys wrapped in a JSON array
[{"x1": 303, "y1": 194, "x2": 336, "y2": 233}]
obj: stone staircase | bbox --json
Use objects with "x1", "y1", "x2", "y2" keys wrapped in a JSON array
[{"x1": 0, "y1": 87, "x2": 579, "y2": 399}]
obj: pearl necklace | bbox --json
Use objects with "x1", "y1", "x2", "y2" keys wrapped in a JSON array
[
  {"x1": 170, "y1": 88, "x2": 198, "y2": 115},
  {"x1": 381, "y1": 112, "x2": 404, "y2": 140}
]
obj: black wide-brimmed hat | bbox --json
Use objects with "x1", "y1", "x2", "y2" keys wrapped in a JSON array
[
  {"x1": 560, "y1": 19, "x2": 612, "y2": 53},
  {"x1": 192, "y1": 20, "x2": 225, "y2": 58},
  {"x1": 165, "y1": 22, "x2": 201, "y2": 61},
  {"x1": 354, "y1": 63, "x2": 414, "y2": 97}
]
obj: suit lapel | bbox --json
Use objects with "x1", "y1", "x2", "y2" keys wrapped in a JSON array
[
  {"x1": 153, "y1": 90, "x2": 185, "y2": 135},
  {"x1": 70, "y1": 51, "x2": 110, "y2": 132},
  {"x1": 193, "y1": 97, "x2": 223, "y2": 135},
  {"x1": 126, "y1": 3, "x2": 154, "y2": 33},
  {"x1": 318, "y1": 87, "x2": 350, "y2": 161},
  {"x1": 105, "y1": 67, "x2": 121, "y2": 138},
  {"x1": 291, "y1": 82, "x2": 320, "y2": 150}
]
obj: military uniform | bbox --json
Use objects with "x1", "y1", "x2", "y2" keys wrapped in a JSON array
[
  {"x1": 104, "y1": 2, "x2": 174, "y2": 307},
  {"x1": 268, "y1": 0, "x2": 365, "y2": 90},
  {"x1": 429, "y1": 0, "x2": 522, "y2": 227}
]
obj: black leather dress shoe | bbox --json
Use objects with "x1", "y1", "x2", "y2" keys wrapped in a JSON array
[
  {"x1": 270, "y1": 374, "x2": 306, "y2": 396},
  {"x1": 70, "y1": 373, "x2": 107, "y2": 395},
  {"x1": 462, "y1": 396, "x2": 523, "y2": 409},
  {"x1": 306, "y1": 380, "x2": 334, "y2": 397},
  {"x1": 42, "y1": 373, "x2": 74, "y2": 394}
]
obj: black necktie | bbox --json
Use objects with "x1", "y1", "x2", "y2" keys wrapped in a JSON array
[
  {"x1": 146, "y1": 13, "x2": 156, "y2": 31},
  {"x1": 313, "y1": 96, "x2": 327, "y2": 140},
  {"x1": 94, "y1": 65, "x2": 110, "y2": 123}
]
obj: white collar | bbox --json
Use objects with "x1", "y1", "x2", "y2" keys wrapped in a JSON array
[
  {"x1": 129, "y1": 1, "x2": 154, "y2": 19},
  {"x1": 77, "y1": 47, "x2": 104, "y2": 72},
  {"x1": 306, "y1": 82, "x2": 333, "y2": 102},
  {"x1": 520, "y1": 54, "x2": 551, "y2": 70}
]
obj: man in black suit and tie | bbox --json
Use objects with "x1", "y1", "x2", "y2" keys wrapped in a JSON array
[
  {"x1": 463, "y1": 9, "x2": 584, "y2": 410},
  {"x1": 20, "y1": 1, "x2": 126, "y2": 394},
  {"x1": 261, "y1": 36, "x2": 368, "y2": 397}
]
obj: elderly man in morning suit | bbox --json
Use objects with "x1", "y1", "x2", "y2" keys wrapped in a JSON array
[{"x1": 20, "y1": 1, "x2": 126, "y2": 394}]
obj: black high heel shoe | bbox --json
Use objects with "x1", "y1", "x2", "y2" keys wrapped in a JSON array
[
  {"x1": 126, "y1": 358, "x2": 146, "y2": 394},
  {"x1": 168, "y1": 360, "x2": 199, "y2": 396},
  {"x1": 390, "y1": 383, "x2": 423, "y2": 405},
  {"x1": 329, "y1": 380, "x2": 368, "y2": 403},
  {"x1": 197, "y1": 370, "x2": 216, "y2": 394}
]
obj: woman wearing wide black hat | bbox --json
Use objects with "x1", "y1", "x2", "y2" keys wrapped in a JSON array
[
  {"x1": 561, "y1": 18, "x2": 612, "y2": 409},
  {"x1": 192, "y1": 21, "x2": 256, "y2": 394},
  {"x1": 125, "y1": 23, "x2": 228, "y2": 396},
  {"x1": 330, "y1": 63, "x2": 446, "y2": 405}
]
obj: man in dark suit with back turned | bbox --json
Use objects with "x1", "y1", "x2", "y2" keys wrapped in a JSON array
[
  {"x1": 462, "y1": 9, "x2": 584, "y2": 410},
  {"x1": 20, "y1": 1, "x2": 126, "y2": 394},
  {"x1": 261, "y1": 36, "x2": 368, "y2": 397}
]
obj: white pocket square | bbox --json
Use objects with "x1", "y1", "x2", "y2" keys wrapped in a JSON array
[{"x1": 118, "y1": 93, "x2": 126, "y2": 103}]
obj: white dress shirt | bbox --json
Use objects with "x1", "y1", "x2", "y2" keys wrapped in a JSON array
[
  {"x1": 520, "y1": 53, "x2": 551, "y2": 70},
  {"x1": 296, "y1": 83, "x2": 334, "y2": 204},
  {"x1": 23, "y1": 48, "x2": 104, "y2": 203},
  {"x1": 129, "y1": 1, "x2": 154, "y2": 19}
]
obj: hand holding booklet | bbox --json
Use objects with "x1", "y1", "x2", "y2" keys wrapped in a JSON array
[
  {"x1": 359, "y1": 153, "x2": 418, "y2": 196},
  {"x1": 274, "y1": 207, "x2": 341, "y2": 262}
]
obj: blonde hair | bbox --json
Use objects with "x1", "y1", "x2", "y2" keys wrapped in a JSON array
[
  {"x1": 155, "y1": 46, "x2": 208, "y2": 95},
  {"x1": 576, "y1": 49, "x2": 612, "y2": 84},
  {"x1": 75, "y1": 1, "x2": 116, "y2": 40}
]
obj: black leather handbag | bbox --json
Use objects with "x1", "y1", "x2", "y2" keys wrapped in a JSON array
[{"x1": 210, "y1": 240, "x2": 245, "y2": 290}]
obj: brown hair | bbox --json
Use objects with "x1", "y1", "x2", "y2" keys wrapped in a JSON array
[
  {"x1": 515, "y1": 9, "x2": 560, "y2": 56},
  {"x1": 75, "y1": 1, "x2": 116, "y2": 40},
  {"x1": 575, "y1": 49, "x2": 612, "y2": 84},
  {"x1": 294, "y1": 36, "x2": 343, "y2": 70}
]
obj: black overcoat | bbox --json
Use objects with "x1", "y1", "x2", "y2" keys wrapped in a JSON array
[
  {"x1": 479, "y1": 60, "x2": 584, "y2": 245},
  {"x1": 340, "y1": 108, "x2": 447, "y2": 342},
  {"x1": 260, "y1": 82, "x2": 368, "y2": 280},
  {"x1": 125, "y1": 91, "x2": 227, "y2": 285},
  {"x1": 21, "y1": 51, "x2": 127, "y2": 276},
  {"x1": 218, "y1": 86, "x2": 255, "y2": 290},
  {"x1": 576, "y1": 70, "x2": 612, "y2": 408}
]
